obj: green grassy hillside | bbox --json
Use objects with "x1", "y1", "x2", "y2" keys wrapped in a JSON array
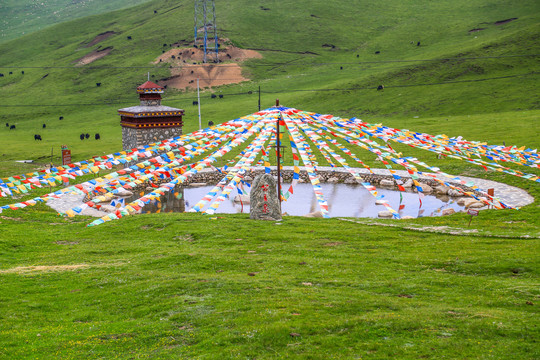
[
  {"x1": 0, "y1": 0, "x2": 538, "y2": 176},
  {"x1": 0, "y1": 0, "x2": 152, "y2": 44},
  {"x1": 0, "y1": 2, "x2": 539, "y2": 358}
]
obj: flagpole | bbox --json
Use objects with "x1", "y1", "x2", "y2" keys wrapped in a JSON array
[
  {"x1": 197, "y1": 77, "x2": 202, "y2": 130},
  {"x1": 276, "y1": 110, "x2": 282, "y2": 212}
]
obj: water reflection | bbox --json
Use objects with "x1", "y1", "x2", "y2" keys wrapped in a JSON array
[
  {"x1": 127, "y1": 183, "x2": 466, "y2": 218},
  {"x1": 127, "y1": 188, "x2": 186, "y2": 214}
]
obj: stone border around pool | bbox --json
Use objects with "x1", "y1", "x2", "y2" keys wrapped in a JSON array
[
  {"x1": 71, "y1": 166, "x2": 532, "y2": 217},
  {"x1": 130, "y1": 166, "x2": 533, "y2": 209}
]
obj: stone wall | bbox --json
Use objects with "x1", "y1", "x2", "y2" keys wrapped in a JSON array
[
  {"x1": 183, "y1": 168, "x2": 428, "y2": 187},
  {"x1": 122, "y1": 126, "x2": 183, "y2": 151},
  {"x1": 179, "y1": 168, "x2": 477, "y2": 194},
  {"x1": 85, "y1": 166, "x2": 480, "y2": 202}
]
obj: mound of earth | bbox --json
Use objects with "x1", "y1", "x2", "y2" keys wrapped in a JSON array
[
  {"x1": 160, "y1": 63, "x2": 248, "y2": 89},
  {"x1": 82, "y1": 31, "x2": 116, "y2": 48},
  {"x1": 154, "y1": 45, "x2": 262, "y2": 89},
  {"x1": 74, "y1": 47, "x2": 113, "y2": 66}
]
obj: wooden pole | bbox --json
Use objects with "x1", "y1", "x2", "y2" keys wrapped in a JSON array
[
  {"x1": 258, "y1": 85, "x2": 261, "y2": 111},
  {"x1": 197, "y1": 77, "x2": 202, "y2": 130},
  {"x1": 276, "y1": 112, "x2": 282, "y2": 212},
  {"x1": 49, "y1": 147, "x2": 53, "y2": 192}
]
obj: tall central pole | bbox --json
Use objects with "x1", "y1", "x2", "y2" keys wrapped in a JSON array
[
  {"x1": 197, "y1": 77, "x2": 202, "y2": 130},
  {"x1": 276, "y1": 112, "x2": 282, "y2": 212}
]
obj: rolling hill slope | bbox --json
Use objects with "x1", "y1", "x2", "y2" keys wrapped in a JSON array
[
  {"x1": 0, "y1": 0, "x2": 153, "y2": 44},
  {"x1": 0, "y1": 0, "x2": 538, "y2": 175}
]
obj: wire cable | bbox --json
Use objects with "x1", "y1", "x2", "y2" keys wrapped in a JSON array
[
  {"x1": 0, "y1": 54, "x2": 537, "y2": 70},
  {"x1": 0, "y1": 72, "x2": 536, "y2": 108}
]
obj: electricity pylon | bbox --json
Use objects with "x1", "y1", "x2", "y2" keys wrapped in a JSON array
[{"x1": 194, "y1": 0, "x2": 218, "y2": 63}]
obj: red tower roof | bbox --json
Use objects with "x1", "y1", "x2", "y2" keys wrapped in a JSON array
[{"x1": 137, "y1": 81, "x2": 164, "y2": 94}]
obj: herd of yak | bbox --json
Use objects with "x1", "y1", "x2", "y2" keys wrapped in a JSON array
[{"x1": 5, "y1": 118, "x2": 100, "y2": 142}]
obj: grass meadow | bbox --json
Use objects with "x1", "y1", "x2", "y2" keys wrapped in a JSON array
[{"x1": 0, "y1": 0, "x2": 539, "y2": 358}]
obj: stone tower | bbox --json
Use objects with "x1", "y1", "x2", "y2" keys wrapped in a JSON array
[{"x1": 118, "y1": 81, "x2": 184, "y2": 151}]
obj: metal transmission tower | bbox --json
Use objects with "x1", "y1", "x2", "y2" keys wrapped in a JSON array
[{"x1": 194, "y1": 0, "x2": 218, "y2": 63}]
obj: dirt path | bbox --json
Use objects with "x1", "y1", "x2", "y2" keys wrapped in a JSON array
[
  {"x1": 74, "y1": 47, "x2": 113, "y2": 66},
  {"x1": 82, "y1": 31, "x2": 116, "y2": 48}
]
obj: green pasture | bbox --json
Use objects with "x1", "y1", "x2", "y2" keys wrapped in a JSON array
[
  {"x1": 0, "y1": 0, "x2": 539, "y2": 358},
  {"x1": 0, "y1": 205, "x2": 538, "y2": 359},
  {"x1": 0, "y1": 0, "x2": 538, "y2": 175}
]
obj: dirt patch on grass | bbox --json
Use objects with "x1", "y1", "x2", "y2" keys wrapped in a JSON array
[
  {"x1": 494, "y1": 18, "x2": 517, "y2": 26},
  {"x1": 0, "y1": 263, "x2": 122, "y2": 274},
  {"x1": 338, "y1": 218, "x2": 539, "y2": 239},
  {"x1": 74, "y1": 47, "x2": 113, "y2": 66},
  {"x1": 0, "y1": 215, "x2": 22, "y2": 221},
  {"x1": 82, "y1": 31, "x2": 116, "y2": 48},
  {"x1": 0, "y1": 264, "x2": 90, "y2": 274},
  {"x1": 154, "y1": 45, "x2": 262, "y2": 89},
  {"x1": 323, "y1": 242, "x2": 343, "y2": 247},
  {"x1": 156, "y1": 45, "x2": 261, "y2": 65},
  {"x1": 55, "y1": 240, "x2": 79, "y2": 245}
]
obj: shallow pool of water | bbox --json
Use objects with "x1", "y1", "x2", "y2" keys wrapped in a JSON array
[{"x1": 128, "y1": 183, "x2": 466, "y2": 218}]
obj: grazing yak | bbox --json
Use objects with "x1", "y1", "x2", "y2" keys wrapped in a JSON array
[
  {"x1": 34, "y1": 134, "x2": 42, "y2": 141},
  {"x1": 95, "y1": 133, "x2": 101, "y2": 140},
  {"x1": 377, "y1": 85, "x2": 384, "y2": 91},
  {"x1": 10, "y1": 125, "x2": 16, "y2": 130},
  {"x1": 80, "y1": 133, "x2": 85, "y2": 140}
]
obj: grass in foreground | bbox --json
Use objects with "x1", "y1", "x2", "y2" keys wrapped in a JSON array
[{"x1": 0, "y1": 206, "x2": 538, "y2": 359}]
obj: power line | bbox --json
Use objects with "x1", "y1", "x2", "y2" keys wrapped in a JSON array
[
  {"x1": 0, "y1": 72, "x2": 536, "y2": 108},
  {"x1": 0, "y1": 54, "x2": 537, "y2": 70},
  {"x1": 260, "y1": 72, "x2": 538, "y2": 93},
  {"x1": 0, "y1": 91, "x2": 256, "y2": 107}
]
